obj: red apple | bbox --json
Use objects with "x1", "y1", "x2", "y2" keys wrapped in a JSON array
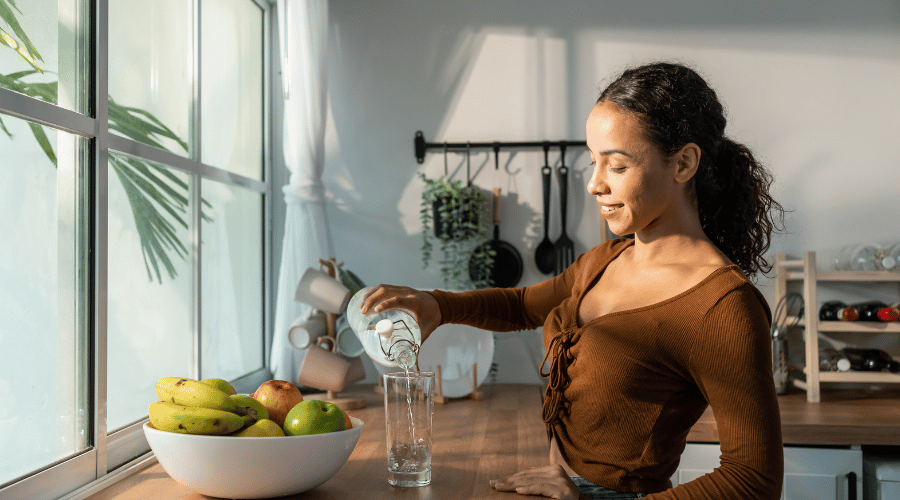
[{"x1": 250, "y1": 380, "x2": 304, "y2": 427}]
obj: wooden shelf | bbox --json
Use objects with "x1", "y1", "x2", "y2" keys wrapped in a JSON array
[
  {"x1": 818, "y1": 371, "x2": 900, "y2": 383},
  {"x1": 818, "y1": 321, "x2": 900, "y2": 333},
  {"x1": 775, "y1": 251, "x2": 900, "y2": 403},
  {"x1": 784, "y1": 270, "x2": 900, "y2": 282}
]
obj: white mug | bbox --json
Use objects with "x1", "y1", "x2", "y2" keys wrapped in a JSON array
[
  {"x1": 294, "y1": 267, "x2": 351, "y2": 314},
  {"x1": 288, "y1": 311, "x2": 327, "y2": 350},
  {"x1": 297, "y1": 336, "x2": 366, "y2": 392},
  {"x1": 335, "y1": 315, "x2": 364, "y2": 357}
]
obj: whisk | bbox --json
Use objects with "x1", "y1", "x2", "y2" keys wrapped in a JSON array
[{"x1": 771, "y1": 293, "x2": 804, "y2": 394}]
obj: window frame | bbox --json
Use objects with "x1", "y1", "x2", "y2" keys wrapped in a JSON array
[{"x1": 0, "y1": 0, "x2": 275, "y2": 497}]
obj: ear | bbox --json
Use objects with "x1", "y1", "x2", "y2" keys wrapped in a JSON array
[{"x1": 671, "y1": 143, "x2": 701, "y2": 184}]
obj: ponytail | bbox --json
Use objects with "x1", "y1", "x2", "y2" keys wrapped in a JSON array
[{"x1": 697, "y1": 137, "x2": 784, "y2": 278}]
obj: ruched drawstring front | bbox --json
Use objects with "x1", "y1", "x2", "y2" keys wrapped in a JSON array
[{"x1": 540, "y1": 329, "x2": 579, "y2": 426}]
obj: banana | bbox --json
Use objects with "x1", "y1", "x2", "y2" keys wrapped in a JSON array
[
  {"x1": 155, "y1": 377, "x2": 248, "y2": 415},
  {"x1": 149, "y1": 401, "x2": 255, "y2": 435}
]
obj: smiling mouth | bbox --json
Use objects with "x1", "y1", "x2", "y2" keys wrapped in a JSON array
[{"x1": 599, "y1": 204, "x2": 623, "y2": 214}]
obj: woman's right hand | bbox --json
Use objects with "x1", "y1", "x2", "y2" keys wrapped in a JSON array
[{"x1": 359, "y1": 285, "x2": 442, "y2": 343}]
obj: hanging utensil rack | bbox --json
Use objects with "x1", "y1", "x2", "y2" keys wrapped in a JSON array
[{"x1": 414, "y1": 130, "x2": 586, "y2": 163}]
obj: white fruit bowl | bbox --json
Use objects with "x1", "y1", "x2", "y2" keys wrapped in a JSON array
[{"x1": 144, "y1": 416, "x2": 364, "y2": 499}]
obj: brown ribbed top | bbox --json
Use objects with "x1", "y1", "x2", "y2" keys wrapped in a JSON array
[{"x1": 429, "y1": 239, "x2": 784, "y2": 499}]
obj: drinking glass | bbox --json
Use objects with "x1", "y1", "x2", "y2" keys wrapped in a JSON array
[{"x1": 383, "y1": 371, "x2": 434, "y2": 487}]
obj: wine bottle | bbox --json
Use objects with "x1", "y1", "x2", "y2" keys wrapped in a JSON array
[
  {"x1": 851, "y1": 301, "x2": 889, "y2": 322},
  {"x1": 819, "y1": 347, "x2": 851, "y2": 372},
  {"x1": 876, "y1": 303, "x2": 900, "y2": 322},
  {"x1": 841, "y1": 347, "x2": 900, "y2": 373},
  {"x1": 818, "y1": 301, "x2": 859, "y2": 321}
]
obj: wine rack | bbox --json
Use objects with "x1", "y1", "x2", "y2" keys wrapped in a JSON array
[{"x1": 775, "y1": 251, "x2": 900, "y2": 402}]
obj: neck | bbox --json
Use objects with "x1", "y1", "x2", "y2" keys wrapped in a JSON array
[{"x1": 629, "y1": 205, "x2": 713, "y2": 265}]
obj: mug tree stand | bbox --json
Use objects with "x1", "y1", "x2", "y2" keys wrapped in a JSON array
[
  {"x1": 374, "y1": 362, "x2": 484, "y2": 404},
  {"x1": 304, "y1": 258, "x2": 367, "y2": 412}
]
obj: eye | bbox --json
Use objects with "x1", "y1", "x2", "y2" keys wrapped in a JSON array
[{"x1": 609, "y1": 165, "x2": 626, "y2": 173}]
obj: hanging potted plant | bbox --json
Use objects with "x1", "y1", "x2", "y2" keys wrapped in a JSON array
[{"x1": 419, "y1": 173, "x2": 493, "y2": 289}]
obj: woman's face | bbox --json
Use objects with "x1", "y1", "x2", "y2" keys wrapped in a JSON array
[{"x1": 585, "y1": 101, "x2": 686, "y2": 237}]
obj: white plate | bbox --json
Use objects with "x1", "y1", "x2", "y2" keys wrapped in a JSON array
[{"x1": 410, "y1": 324, "x2": 494, "y2": 398}]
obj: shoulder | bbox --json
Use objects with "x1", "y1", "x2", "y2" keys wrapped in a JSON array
[{"x1": 696, "y1": 268, "x2": 772, "y2": 344}]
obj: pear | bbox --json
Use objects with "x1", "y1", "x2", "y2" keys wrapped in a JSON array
[{"x1": 233, "y1": 419, "x2": 284, "y2": 437}]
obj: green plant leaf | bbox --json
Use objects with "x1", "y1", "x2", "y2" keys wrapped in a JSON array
[
  {"x1": 110, "y1": 154, "x2": 189, "y2": 282},
  {"x1": 108, "y1": 97, "x2": 189, "y2": 153},
  {"x1": 1, "y1": 66, "x2": 206, "y2": 283},
  {"x1": 27, "y1": 122, "x2": 55, "y2": 166},
  {"x1": 0, "y1": 0, "x2": 45, "y2": 72}
]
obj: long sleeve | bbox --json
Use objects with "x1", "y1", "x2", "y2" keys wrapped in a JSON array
[
  {"x1": 648, "y1": 287, "x2": 784, "y2": 499},
  {"x1": 427, "y1": 246, "x2": 594, "y2": 332}
]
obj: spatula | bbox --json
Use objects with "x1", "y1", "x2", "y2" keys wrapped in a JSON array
[
  {"x1": 534, "y1": 144, "x2": 555, "y2": 275},
  {"x1": 553, "y1": 145, "x2": 575, "y2": 274}
]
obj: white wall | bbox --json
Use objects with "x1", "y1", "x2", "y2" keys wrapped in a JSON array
[{"x1": 274, "y1": 0, "x2": 900, "y2": 385}]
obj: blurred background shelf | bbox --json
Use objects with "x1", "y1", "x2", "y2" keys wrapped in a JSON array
[{"x1": 776, "y1": 252, "x2": 900, "y2": 402}]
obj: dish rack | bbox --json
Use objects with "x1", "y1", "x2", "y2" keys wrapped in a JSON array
[{"x1": 775, "y1": 252, "x2": 900, "y2": 402}]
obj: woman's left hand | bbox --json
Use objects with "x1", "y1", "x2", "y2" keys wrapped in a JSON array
[{"x1": 490, "y1": 465, "x2": 586, "y2": 499}]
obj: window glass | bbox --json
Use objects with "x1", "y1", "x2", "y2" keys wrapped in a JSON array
[
  {"x1": 108, "y1": 0, "x2": 193, "y2": 157},
  {"x1": 0, "y1": 116, "x2": 88, "y2": 484},
  {"x1": 201, "y1": 0, "x2": 263, "y2": 180},
  {"x1": 0, "y1": 0, "x2": 89, "y2": 112},
  {"x1": 201, "y1": 179, "x2": 264, "y2": 380},
  {"x1": 107, "y1": 151, "x2": 193, "y2": 431}
]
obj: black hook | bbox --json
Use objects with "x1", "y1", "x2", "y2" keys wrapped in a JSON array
[
  {"x1": 493, "y1": 142, "x2": 501, "y2": 171},
  {"x1": 543, "y1": 141, "x2": 550, "y2": 166},
  {"x1": 466, "y1": 142, "x2": 472, "y2": 186},
  {"x1": 443, "y1": 142, "x2": 448, "y2": 177}
]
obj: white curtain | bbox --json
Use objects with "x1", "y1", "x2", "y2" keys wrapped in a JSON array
[{"x1": 270, "y1": 0, "x2": 333, "y2": 382}]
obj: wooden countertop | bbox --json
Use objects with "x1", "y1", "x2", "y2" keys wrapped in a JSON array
[
  {"x1": 87, "y1": 384, "x2": 549, "y2": 500},
  {"x1": 87, "y1": 384, "x2": 900, "y2": 500},
  {"x1": 688, "y1": 387, "x2": 900, "y2": 446}
]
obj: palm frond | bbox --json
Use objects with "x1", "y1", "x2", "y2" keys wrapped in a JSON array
[
  {"x1": 110, "y1": 154, "x2": 189, "y2": 282},
  {"x1": 1, "y1": 68, "x2": 210, "y2": 283},
  {"x1": 0, "y1": 0, "x2": 44, "y2": 72},
  {"x1": 108, "y1": 97, "x2": 189, "y2": 153}
]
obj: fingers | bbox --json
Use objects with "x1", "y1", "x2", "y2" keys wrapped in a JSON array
[
  {"x1": 357, "y1": 285, "x2": 442, "y2": 343},
  {"x1": 490, "y1": 466, "x2": 580, "y2": 500},
  {"x1": 361, "y1": 285, "x2": 415, "y2": 313}
]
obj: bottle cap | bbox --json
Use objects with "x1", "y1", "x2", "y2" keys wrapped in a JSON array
[
  {"x1": 376, "y1": 319, "x2": 394, "y2": 337},
  {"x1": 838, "y1": 307, "x2": 859, "y2": 321},
  {"x1": 882, "y1": 256, "x2": 897, "y2": 270},
  {"x1": 836, "y1": 358, "x2": 851, "y2": 372},
  {"x1": 878, "y1": 307, "x2": 900, "y2": 322}
]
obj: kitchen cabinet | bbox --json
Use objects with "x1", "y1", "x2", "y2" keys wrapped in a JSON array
[
  {"x1": 775, "y1": 252, "x2": 900, "y2": 402},
  {"x1": 676, "y1": 443, "x2": 862, "y2": 500}
]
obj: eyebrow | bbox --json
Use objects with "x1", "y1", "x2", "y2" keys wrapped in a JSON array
[{"x1": 597, "y1": 148, "x2": 633, "y2": 158}]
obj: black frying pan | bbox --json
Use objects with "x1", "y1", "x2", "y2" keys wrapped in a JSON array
[{"x1": 469, "y1": 146, "x2": 523, "y2": 288}]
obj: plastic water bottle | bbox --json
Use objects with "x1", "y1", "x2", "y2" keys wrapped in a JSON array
[{"x1": 346, "y1": 287, "x2": 421, "y2": 369}]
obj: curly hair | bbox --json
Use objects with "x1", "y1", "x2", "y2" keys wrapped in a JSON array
[{"x1": 597, "y1": 61, "x2": 785, "y2": 278}]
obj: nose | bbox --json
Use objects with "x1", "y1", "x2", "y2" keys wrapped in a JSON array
[{"x1": 587, "y1": 164, "x2": 609, "y2": 196}]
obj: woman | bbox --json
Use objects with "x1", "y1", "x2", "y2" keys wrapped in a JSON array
[{"x1": 362, "y1": 62, "x2": 785, "y2": 499}]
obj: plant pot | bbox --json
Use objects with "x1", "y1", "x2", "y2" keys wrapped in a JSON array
[{"x1": 432, "y1": 195, "x2": 479, "y2": 241}]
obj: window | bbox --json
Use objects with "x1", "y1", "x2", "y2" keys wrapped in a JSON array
[{"x1": 0, "y1": 0, "x2": 271, "y2": 497}]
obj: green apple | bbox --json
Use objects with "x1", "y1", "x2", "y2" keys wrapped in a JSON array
[
  {"x1": 233, "y1": 419, "x2": 284, "y2": 437},
  {"x1": 200, "y1": 378, "x2": 236, "y2": 396},
  {"x1": 283, "y1": 400, "x2": 347, "y2": 436},
  {"x1": 230, "y1": 394, "x2": 269, "y2": 421}
]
